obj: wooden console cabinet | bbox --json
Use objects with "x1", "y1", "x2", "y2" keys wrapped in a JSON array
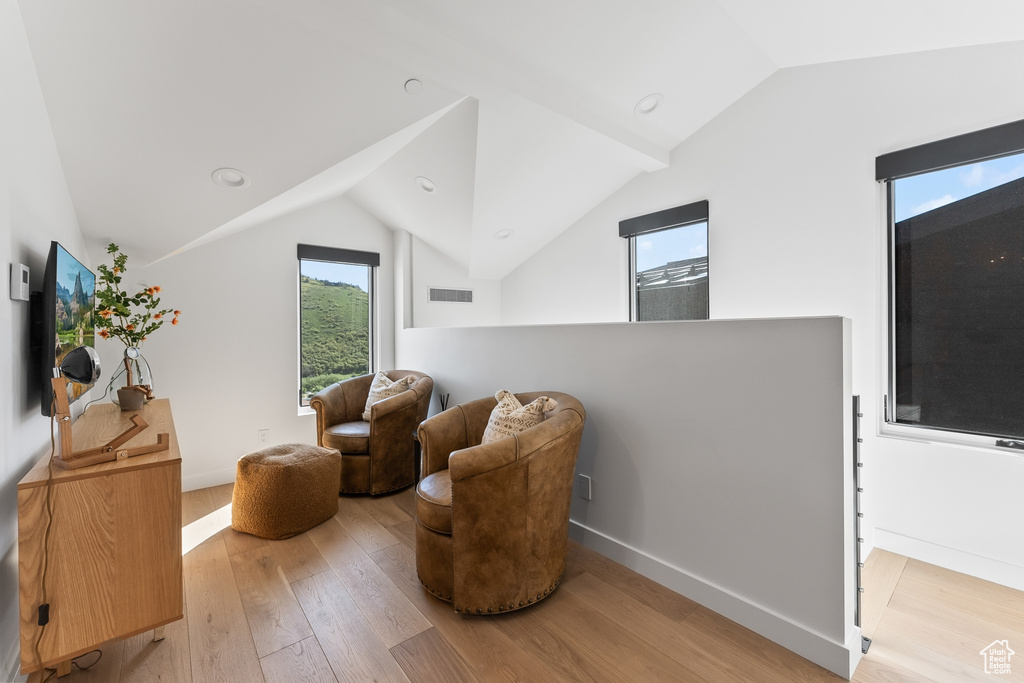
[{"x1": 18, "y1": 399, "x2": 183, "y2": 676}]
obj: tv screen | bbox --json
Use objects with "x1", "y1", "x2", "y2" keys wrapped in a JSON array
[{"x1": 32, "y1": 241, "x2": 96, "y2": 416}]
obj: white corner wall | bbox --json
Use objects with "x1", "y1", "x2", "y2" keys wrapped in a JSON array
[
  {"x1": 501, "y1": 41, "x2": 1024, "y2": 590},
  {"x1": 396, "y1": 317, "x2": 858, "y2": 677},
  {"x1": 107, "y1": 196, "x2": 396, "y2": 491},
  {"x1": 409, "y1": 235, "x2": 501, "y2": 328},
  {"x1": 0, "y1": 1, "x2": 87, "y2": 679}
]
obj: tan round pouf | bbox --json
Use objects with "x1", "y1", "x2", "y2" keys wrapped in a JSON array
[{"x1": 231, "y1": 443, "x2": 341, "y2": 540}]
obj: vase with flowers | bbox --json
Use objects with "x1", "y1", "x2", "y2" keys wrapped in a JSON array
[{"x1": 94, "y1": 243, "x2": 180, "y2": 410}]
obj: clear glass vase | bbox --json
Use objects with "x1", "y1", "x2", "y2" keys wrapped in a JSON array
[{"x1": 108, "y1": 347, "x2": 154, "y2": 406}]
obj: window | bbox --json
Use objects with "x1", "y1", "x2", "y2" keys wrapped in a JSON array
[
  {"x1": 877, "y1": 119, "x2": 1024, "y2": 441},
  {"x1": 297, "y1": 244, "x2": 378, "y2": 408},
  {"x1": 620, "y1": 200, "x2": 709, "y2": 321}
]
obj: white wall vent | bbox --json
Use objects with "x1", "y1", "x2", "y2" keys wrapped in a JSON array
[{"x1": 429, "y1": 287, "x2": 473, "y2": 303}]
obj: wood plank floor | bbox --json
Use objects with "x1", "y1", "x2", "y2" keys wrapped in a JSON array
[{"x1": 28, "y1": 484, "x2": 1024, "y2": 682}]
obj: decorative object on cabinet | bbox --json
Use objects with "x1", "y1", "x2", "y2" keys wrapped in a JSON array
[{"x1": 94, "y1": 242, "x2": 180, "y2": 403}]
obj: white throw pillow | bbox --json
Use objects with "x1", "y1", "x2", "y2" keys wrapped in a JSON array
[
  {"x1": 481, "y1": 390, "x2": 558, "y2": 444},
  {"x1": 362, "y1": 371, "x2": 415, "y2": 421}
]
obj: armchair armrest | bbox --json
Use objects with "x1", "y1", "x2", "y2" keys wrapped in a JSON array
[
  {"x1": 369, "y1": 388, "x2": 418, "y2": 421},
  {"x1": 448, "y1": 439, "x2": 517, "y2": 482},
  {"x1": 417, "y1": 406, "x2": 470, "y2": 477}
]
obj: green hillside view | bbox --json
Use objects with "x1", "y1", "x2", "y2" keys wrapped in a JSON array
[{"x1": 300, "y1": 275, "x2": 369, "y2": 404}]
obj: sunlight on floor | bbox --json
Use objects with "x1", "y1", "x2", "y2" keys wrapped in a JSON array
[{"x1": 181, "y1": 503, "x2": 232, "y2": 555}]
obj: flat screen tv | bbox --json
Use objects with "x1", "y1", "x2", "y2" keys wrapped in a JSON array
[{"x1": 31, "y1": 241, "x2": 96, "y2": 416}]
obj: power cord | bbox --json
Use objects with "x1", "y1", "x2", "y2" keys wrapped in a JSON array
[
  {"x1": 31, "y1": 393, "x2": 59, "y2": 679},
  {"x1": 38, "y1": 649, "x2": 103, "y2": 682},
  {"x1": 79, "y1": 382, "x2": 110, "y2": 412},
  {"x1": 30, "y1": 392, "x2": 109, "y2": 681}
]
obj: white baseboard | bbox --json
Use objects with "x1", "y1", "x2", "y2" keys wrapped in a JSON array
[
  {"x1": 874, "y1": 528, "x2": 1024, "y2": 591},
  {"x1": 569, "y1": 520, "x2": 861, "y2": 680},
  {"x1": 181, "y1": 466, "x2": 236, "y2": 493}
]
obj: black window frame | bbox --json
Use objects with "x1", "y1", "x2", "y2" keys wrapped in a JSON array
[
  {"x1": 620, "y1": 200, "x2": 710, "y2": 322},
  {"x1": 297, "y1": 244, "x2": 379, "y2": 409},
  {"x1": 877, "y1": 118, "x2": 1024, "y2": 444}
]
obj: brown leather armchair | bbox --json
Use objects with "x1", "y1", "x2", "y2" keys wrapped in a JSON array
[
  {"x1": 310, "y1": 370, "x2": 433, "y2": 495},
  {"x1": 415, "y1": 391, "x2": 586, "y2": 614}
]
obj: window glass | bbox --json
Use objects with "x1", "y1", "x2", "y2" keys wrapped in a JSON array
[
  {"x1": 299, "y1": 259, "x2": 371, "y2": 407},
  {"x1": 891, "y1": 151, "x2": 1024, "y2": 438},
  {"x1": 633, "y1": 221, "x2": 708, "y2": 321}
]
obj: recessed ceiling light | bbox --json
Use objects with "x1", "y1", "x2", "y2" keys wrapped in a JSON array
[
  {"x1": 415, "y1": 176, "x2": 436, "y2": 193},
  {"x1": 634, "y1": 93, "x2": 664, "y2": 116},
  {"x1": 212, "y1": 167, "x2": 250, "y2": 188},
  {"x1": 404, "y1": 78, "x2": 423, "y2": 95},
  {"x1": 494, "y1": 229, "x2": 513, "y2": 239}
]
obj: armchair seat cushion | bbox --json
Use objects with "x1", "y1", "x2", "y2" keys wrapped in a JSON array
[
  {"x1": 322, "y1": 421, "x2": 369, "y2": 453},
  {"x1": 416, "y1": 470, "x2": 453, "y2": 535}
]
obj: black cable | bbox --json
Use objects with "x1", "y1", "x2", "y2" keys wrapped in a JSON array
[
  {"x1": 72, "y1": 649, "x2": 103, "y2": 670},
  {"x1": 79, "y1": 382, "x2": 110, "y2": 411},
  {"x1": 38, "y1": 649, "x2": 101, "y2": 681},
  {"x1": 32, "y1": 393, "x2": 59, "y2": 678}
]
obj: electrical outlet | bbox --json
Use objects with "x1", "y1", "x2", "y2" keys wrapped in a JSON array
[
  {"x1": 258, "y1": 429, "x2": 269, "y2": 446},
  {"x1": 577, "y1": 474, "x2": 592, "y2": 501}
]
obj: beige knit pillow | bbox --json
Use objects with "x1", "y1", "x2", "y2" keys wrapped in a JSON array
[
  {"x1": 481, "y1": 390, "x2": 558, "y2": 444},
  {"x1": 362, "y1": 371, "x2": 415, "y2": 421}
]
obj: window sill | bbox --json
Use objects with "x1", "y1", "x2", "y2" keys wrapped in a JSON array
[{"x1": 879, "y1": 422, "x2": 1024, "y2": 456}]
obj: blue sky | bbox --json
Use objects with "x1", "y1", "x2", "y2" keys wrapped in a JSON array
[
  {"x1": 636, "y1": 221, "x2": 708, "y2": 272},
  {"x1": 894, "y1": 151, "x2": 1024, "y2": 222},
  {"x1": 57, "y1": 244, "x2": 95, "y2": 296},
  {"x1": 300, "y1": 260, "x2": 368, "y2": 291}
]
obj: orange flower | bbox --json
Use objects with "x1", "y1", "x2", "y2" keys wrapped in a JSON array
[
  {"x1": 125, "y1": 323, "x2": 135, "y2": 331},
  {"x1": 154, "y1": 286, "x2": 161, "y2": 292},
  {"x1": 153, "y1": 312, "x2": 162, "y2": 320},
  {"x1": 99, "y1": 309, "x2": 112, "y2": 318},
  {"x1": 171, "y1": 318, "x2": 179, "y2": 325},
  {"x1": 113, "y1": 267, "x2": 120, "y2": 274},
  {"x1": 99, "y1": 329, "x2": 109, "y2": 339},
  {"x1": 146, "y1": 287, "x2": 155, "y2": 295},
  {"x1": 173, "y1": 310, "x2": 181, "y2": 316}
]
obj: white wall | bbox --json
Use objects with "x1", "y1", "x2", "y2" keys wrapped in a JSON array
[
  {"x1": 409, "y1": 235, "x2": 501, "y2": 328},
  {"x1": 396, "y1": 317, "x2": 858, "y2": 677},
  {"x1": 501, "y1": 41, "x2": 1024, "y2": 590},
  {"x1": 103, "y1": 196, "x2": 395, "y2": 491},
  {"x1": 0, "y1": 1, "x2": 87, "y2": 678}
]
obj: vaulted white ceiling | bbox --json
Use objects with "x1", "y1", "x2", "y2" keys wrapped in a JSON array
[{"x1": 18, "y1": 0, "x2": 1024, "y2": 277}]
